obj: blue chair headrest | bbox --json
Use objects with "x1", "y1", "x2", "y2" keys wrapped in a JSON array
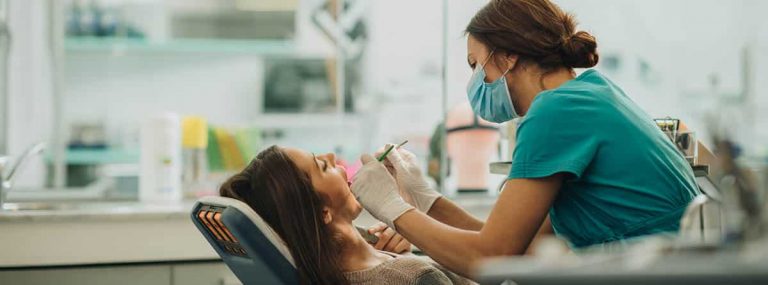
[{"x1": 191, "y1": 196, "x2": 299, "y2": 285}]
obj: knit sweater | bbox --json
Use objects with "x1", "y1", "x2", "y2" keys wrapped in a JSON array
[{"x1": 343, "y1": 252, "x2": 475, "y2": 285}]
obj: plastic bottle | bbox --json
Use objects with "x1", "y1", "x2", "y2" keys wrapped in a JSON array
[
  {"x1": 181, "y1": 116, "x2": 209, "y2": 198},
  {"x1": 139, "y1": 113, "x2": 182, "y2": 203}
]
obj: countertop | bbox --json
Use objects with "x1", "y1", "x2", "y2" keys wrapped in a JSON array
[
  {"x1": 478, "y1": 240, "x2": 768, "y2": 285},
  {"x1": 0, "y1": 193, "x2": 497, "y2": 224},
  {"x1": 0, "y1": 194, "x2": 496, "y2": 268},
  {"x1": 0, "y1": 201, "x2": 194, "y2": 223}
]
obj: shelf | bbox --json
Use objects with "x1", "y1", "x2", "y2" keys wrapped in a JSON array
[
  {"x1": 47, "y1": 148, "x2": 140, "y2": 165},
  {"x1": 64, "y1": 37, "x2": 297, "y2": 55}
]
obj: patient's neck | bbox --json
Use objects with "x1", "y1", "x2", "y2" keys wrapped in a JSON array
[{"x1": 333, "y1": 223, "x2": 391, "y2": 272}]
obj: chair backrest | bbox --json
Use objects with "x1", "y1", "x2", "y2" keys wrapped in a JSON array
[{"x1": 191, "y1": 196, "x2": 298, "y2": 285}]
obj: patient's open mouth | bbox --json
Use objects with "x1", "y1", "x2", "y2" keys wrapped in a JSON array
[{"x1": 338, "y1": 160, "x2": 362, "y2": 187}]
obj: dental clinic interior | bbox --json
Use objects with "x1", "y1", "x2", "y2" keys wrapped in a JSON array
[{"x1": 2, "y1": 0, "x2": 768, "y2": 284}]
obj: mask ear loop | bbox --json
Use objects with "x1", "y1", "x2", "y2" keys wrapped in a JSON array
[
  {"x1": 480, "y1": 49, "x2": 496, "y2": 69},
  {"x1": 500, "y1": 67, "x2": 512, "y2": 78},
  {"x1": 496, "y1": 53, "x2": 518, "y2": 117},
  {"x1": 482, "y1": 49, "x2": 514, "y2": 80},
  {"x1": 500, "y1": 52, "x2": 516, "y2": 78}
]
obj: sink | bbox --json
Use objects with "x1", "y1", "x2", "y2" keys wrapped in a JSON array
[
  {"x1": 4, "y1": 179, "x2": 113, "y2": 203},
  {"x1": 0, "y1": 201, "x2": 128, "y2": 212},
  {"x1": 0, "y1": 200, "x2": 193, "y2": 223},
  {"x1": 0, "y1": 201, "x2": 190, "y2": 215}
]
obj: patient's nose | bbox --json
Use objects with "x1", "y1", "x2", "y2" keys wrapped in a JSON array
[{"x1": 322, "y1": 153, "x2": 337, "y2": 167}]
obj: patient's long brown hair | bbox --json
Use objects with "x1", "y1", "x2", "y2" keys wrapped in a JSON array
[{"x1": 220, "y1": 146, "x2": 348, "y2": 285}]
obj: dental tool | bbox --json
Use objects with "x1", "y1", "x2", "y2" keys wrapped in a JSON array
[
  {"x1": 348, "y1": 140, "x2": 409, "y2": 191},
  {"x1": 377, "y1": 140, "x2": 409, "y2": 162}
]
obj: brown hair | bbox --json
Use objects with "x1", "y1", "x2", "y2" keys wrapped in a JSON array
[
  {"x1": 466, "y1": 0, "x2": 598, "y2": 70},
  {"x1": 220, "y1": 146, "x2": 348, "y2": 285}
]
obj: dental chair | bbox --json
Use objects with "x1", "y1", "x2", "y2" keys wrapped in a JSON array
[{"x1": 191, "y1": 196, "x2": 298, "y2": 285}]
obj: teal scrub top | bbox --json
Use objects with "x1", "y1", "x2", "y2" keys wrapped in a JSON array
[{"x1": 509, "y1": 69, "x2": 700, "y2": 248}]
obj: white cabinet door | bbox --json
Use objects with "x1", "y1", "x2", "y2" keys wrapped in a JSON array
[{"x1": 172, "y1": 262, "x2": 241, "y2": 285}]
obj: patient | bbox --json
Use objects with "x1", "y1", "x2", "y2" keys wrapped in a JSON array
[{"x1": 220, "y1": 145, "x2": 472, "y2": 285}]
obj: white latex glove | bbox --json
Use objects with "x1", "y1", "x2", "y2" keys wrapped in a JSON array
[
  {"x1": 384, "y1": 148, "x2": 442, "y2": 213},
  {"x1": 351, "y1": 154, "x2": 414, "y2": 229}
]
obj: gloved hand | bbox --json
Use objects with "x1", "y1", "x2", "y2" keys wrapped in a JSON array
[
  {"x1": 351, "y1": 154, "x2": 414, "y2": 229},
  {"x1": 373, "y1": 145, "x2": 414, "y2": 205},
  {"x1": 384, "y1": 148, "x2": 442, "y2": 213}
]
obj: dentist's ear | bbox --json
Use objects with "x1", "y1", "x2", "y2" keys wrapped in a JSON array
[
  {"x1": 504, "y1": 54, "x2": 519, "y2": 72},
  {"x1": 322, "y1": 207, "x2": 332, "y2": 224}
]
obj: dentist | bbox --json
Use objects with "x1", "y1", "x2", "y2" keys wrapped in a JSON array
[{"x1": 352, "y1": 0, "x2": 699, "y2": 278}]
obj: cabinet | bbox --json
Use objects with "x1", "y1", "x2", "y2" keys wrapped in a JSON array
[
  {"x1": 172, "y1": 263, "x2": 240, "y2": 285},
  {"x1": 0, "y1": 262, "x2": 240, "y2": 285},
  {"x1": 0, "y1": 264, "x2": 170, "y2": 285}
]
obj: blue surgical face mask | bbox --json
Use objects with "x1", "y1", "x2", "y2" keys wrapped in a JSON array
[{"x1": 466, "y1": 51, "x2": 519, "y2": 123}]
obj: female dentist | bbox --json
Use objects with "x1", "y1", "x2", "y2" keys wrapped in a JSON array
[{"x1": 352, "y1": 0, "x2": 700, "y2": 278}]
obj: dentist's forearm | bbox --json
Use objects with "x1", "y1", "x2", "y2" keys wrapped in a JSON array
[
  {"x1": 394, "y1": 176, "x2": 562, "y2": 278},
  {"x1": 427, "y1": 197, "x2": 484, "y2": 231},
  {"x1": 394, "y1": 210, "x2": 495, "y2": 278}
]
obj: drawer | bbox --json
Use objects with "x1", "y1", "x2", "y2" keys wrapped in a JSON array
[{"x1": 172, "y1": 262, "x2": 240, "y2": 285}]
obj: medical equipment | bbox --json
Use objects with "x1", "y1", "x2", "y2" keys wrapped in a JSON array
[
  {"x1": 378, "y1": 140, "x2": 409, "y2": 162},
  {"x1": 654, "y1": 117, "x2": 699, "y2": 164},
  {"x1": 657, "y1": 128, "x2": 699, "y2": 165},
  {"x1": 445, "y1": 103, "x2": 503, "y2": 196},
  {"x1": 654, "y1": 117, "x2": 680, "y2": 133},
  {"x1": 191, "y1": 196, "x2": 298, "y2": 284}
]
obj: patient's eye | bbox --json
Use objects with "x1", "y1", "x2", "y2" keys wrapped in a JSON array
[
  {"x1": 315, "y1": 156, "x2": 328, "y2": 172},
  {"x1": 312, "y1": 153, "x2": 328, "y2": 172}
]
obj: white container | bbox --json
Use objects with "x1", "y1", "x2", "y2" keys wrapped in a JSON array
[{"x1": 139, "y1": 113, "x2": 182, "y2": 203}]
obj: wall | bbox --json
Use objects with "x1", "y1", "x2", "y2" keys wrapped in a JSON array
[
  {"x1": 440, "y1": 0, "x2": 768, "y2": 153},
  {"x1": 6, "y1": 0, "x2": 768, "y2": 188},
  {"x1": 63, "y1": 53, "x2": 264, "y2": 147},
  {"x1": 7, "y1": 0, "x2": 53, "y2": 187},
  {"x1": 362, "y1": 0, "x2": 445, "y2": 154},
  {"x1": 743, "y1": 0, "x2": 768, "y2": 153},
  {"x1": 61, "y1": 0, "x2": 450, "y2": 162}
]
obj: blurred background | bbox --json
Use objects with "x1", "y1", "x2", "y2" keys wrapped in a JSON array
[{"x1": 2, "y1": 0, "x2": 768, "y2": 198}]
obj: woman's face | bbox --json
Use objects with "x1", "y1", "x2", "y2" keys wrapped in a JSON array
[
  {"x1": 282, "y1": 147, "x2": 362, "y2": 223},
  {"x1": 467, "y1": 35, "x2": 529, "y2": 115},
  {"x1": 467, "y1": 35, "x2": 508, "y2": 84}
]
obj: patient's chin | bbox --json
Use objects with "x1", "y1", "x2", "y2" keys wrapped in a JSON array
[{"x1": 352, "y1": 203, "x2": 364, "y2": 218}]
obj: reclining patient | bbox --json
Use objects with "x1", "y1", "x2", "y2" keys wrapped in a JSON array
[{"x1": 220, "y1": 145, "x2": 473, "y2": 285}]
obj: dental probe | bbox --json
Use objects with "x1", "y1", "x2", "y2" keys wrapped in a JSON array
[{"x1": 377, "y1": 140, "x2": 409, "y2": 162}]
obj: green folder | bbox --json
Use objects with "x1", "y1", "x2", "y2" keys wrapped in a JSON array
[
  {"x1": 235, "y1": 127, "x2": 261, "y2": 163},
  {"x1": 206, "y1": 127, "x2": 224, "y2": 172}
]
